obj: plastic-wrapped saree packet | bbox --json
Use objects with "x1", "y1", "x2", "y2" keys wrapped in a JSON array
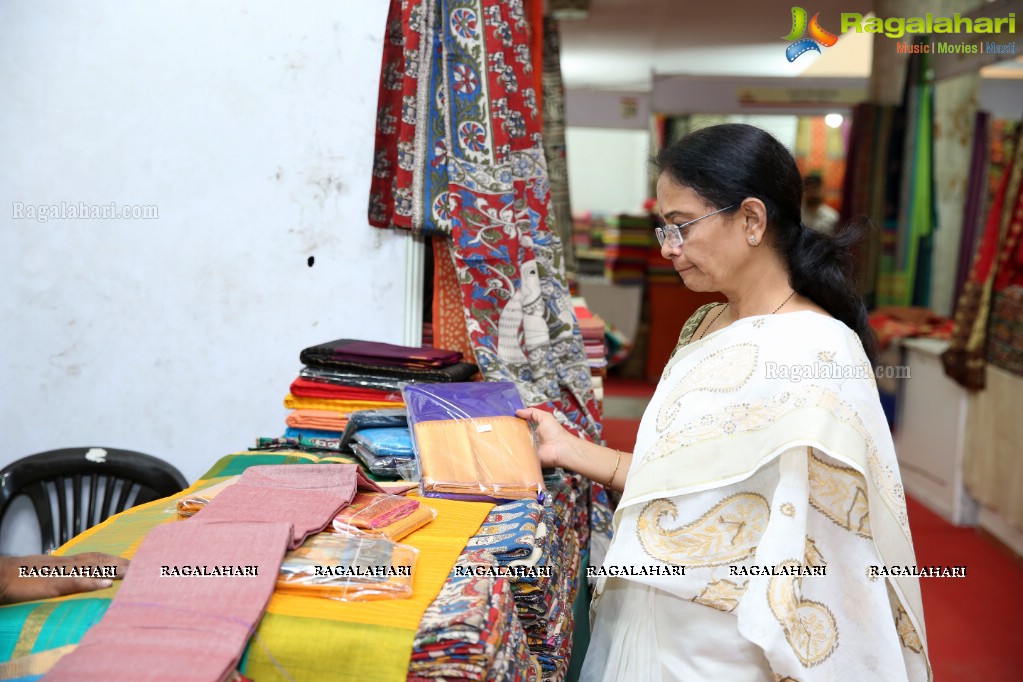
[
  {"x1": 402, "y1": 381, "x2": 545, "y2": 502},
  {"x1": 350, "y1": 442, "x2": 421, "y2": 480},
  {"x1": 331, "y1": 492, "x2": 437, "y2": 541},
  {"x1": 276, "y1": 533, "x2": 417, "y2": 601}
]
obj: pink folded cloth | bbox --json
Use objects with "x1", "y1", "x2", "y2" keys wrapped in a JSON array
[
  {"x1": 196, "y1": 464, "x2": 374, "y2": 549},
  {"x1": 44, "y1": 521, "x2": 293, "y2": 682}
]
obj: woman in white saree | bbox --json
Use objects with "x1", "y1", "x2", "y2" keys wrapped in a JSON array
[{"x1": 518, "y1": 124, "x2": 931, "y2": 681}]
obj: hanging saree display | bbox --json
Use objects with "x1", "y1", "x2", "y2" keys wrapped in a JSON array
[
  {"x1": 369, "y1": 0, "x2": 609, "y2": 548},
  {"x1": 878, "y1": 40, "x2": 936, "y2": 308},
  {"x1": 943, "y1": 120, "x2": 1023, "y2": 390}
]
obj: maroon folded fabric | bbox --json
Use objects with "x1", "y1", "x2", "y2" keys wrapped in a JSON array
[
  {"x1": 333, "y1": 340, "x2": 462, "y2": 368},
  {"x1": 44, "y1": 521, "x2": 293, "y2": 682}
]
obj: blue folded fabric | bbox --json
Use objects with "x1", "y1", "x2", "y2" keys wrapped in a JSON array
[
  {"x1": 285, "y1": 427, "x2": 343, "y2": 440},
  {"x1": 352, "y1": 427, "x2": 415, "y2": 458}
]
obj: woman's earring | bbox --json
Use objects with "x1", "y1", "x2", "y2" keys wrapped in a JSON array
[{"x1": 749, "y1": 236, "x2": 757, "y2": 246}]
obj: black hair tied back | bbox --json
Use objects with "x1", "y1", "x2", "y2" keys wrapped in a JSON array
[
  {"x1": 656, "y1": 123, "x2": 879, "y2": 365},
  {"x1": 790, "y1": 218, "x2": 879, "y2": 365}
]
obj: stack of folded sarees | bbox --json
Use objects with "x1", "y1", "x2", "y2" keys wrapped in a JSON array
[
  {"x1": 408, "y1": 551, "x2": 539, "y2": 682},
  {"x1": 461, "y1": 476, "x2": 583, "y2": 682},
  {"x1": 274, "y1": 339, "x2": 477, "y2": 456}
]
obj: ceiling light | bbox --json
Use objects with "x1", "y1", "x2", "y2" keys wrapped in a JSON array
[{"x1": 824, "y1": 113, "x2": 843, "y2": 128}]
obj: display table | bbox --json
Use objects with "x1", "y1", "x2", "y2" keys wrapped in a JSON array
[{"x1": 0, "y1": 450, "x2": 584, "y2": 681}]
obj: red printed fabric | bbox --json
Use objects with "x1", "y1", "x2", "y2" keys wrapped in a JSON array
[
  {"x1": 289, "y1": 377, "x2": 403, "y2": 402},
  {"x1": 368, "y1": 0, "x2": 405, "y2": 229}
]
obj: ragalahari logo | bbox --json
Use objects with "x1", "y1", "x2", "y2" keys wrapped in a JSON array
[{"x1": 783, "y1": 7, "x2": 839, "y2": 61}]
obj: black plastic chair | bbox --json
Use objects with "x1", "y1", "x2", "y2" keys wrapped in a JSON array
[{"x1": 0, "y1": 448, "x2": 189, "y2": 553}]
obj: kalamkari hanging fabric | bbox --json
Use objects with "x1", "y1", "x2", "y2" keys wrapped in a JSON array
[{"x1": 369, "y1": 0, "x2": 609, "y2": 544}]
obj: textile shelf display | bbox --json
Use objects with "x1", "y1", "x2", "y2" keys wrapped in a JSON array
[{"x1": 0, "y1": 334, "x2": 591, "y2": 680}]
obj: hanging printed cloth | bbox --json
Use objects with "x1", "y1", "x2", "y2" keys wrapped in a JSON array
[
  {"x1": 369, "y1": 0, "x2": 611, "y2": 547},
  {"x1": 540, "y1": 15, "x2": 576, "y2": 277},
  {"x1": 370, "y1": 0, "x2": 599, "y2": 436},
  {"x1": 943, "y1": 121, "x2": 1023, "y2": 389},
  {"x1": 877, "y1": 38, "x2": 936, "y2": 307}
]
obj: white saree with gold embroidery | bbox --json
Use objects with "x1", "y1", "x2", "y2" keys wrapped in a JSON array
[{"x1": 581, "y1": 311, "x2": 931, "y2": 681}]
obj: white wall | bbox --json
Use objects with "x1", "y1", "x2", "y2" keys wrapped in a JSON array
[
  {"x1": 565, "y1": 127, "x2": 651, "y2": 216},
  {"x1": 0, "y1": 0, "x2": 411, "y2": 553}
]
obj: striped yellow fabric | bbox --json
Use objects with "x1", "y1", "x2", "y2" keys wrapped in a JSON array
[{"x1": 283, "y1": 394, "x2": 401, "y2": 413}]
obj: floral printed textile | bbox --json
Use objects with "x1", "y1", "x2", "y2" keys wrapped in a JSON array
[{"x1": 370, "y1": 0, "x2": 610, "y2": 548}]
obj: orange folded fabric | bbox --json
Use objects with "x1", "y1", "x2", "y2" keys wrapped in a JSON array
[
  {"x1": 287, "y1": 409, "x2": 350, "y2": 432},
  {"x1": 413, "y1": 416, "x2": 543, "y2": 499}
]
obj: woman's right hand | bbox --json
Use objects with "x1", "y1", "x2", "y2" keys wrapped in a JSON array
[{"x1": 516, "y1": 407, "x2": 577, "y2": 470}]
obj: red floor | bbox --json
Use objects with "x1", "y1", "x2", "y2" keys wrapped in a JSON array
[{"x1": 602, "y1": 374, "x2": 1023, "y2": 680}]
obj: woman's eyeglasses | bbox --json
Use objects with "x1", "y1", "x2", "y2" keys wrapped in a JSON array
[{"x1": 654, "y1": 205, "x2": 737, "y2": 247}]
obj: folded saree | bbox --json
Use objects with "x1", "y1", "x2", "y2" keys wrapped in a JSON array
[
  {"x1": 290, "y1": 376, "x2": 404, "y2": 402},
  {"x1": 404, "y1": 382, "x2": 544, "y2": 501},
  {"x1": 331, "y1": 491, "x2": 419, "y2": 529},
  {"x1": 301, "y1": 339, "x2": 478, "y2": 382},
  {"x1": 409, "y1": 551, "x2": 534, "y2": 682},
  {"x1": 413, "y1": 416, "x2": 543, "y2": 500},
  {"x1": 277, "y1": 533, "x2": 417, "y2": 601},
  {"x1": 464, "y1": 499, "x2": 544, "y2": 563},
  {"x1": 283, "y1": 394, "x2": 400, "y2": 414},
  {"x1": 42, "y1": 521, "x2": 293, "y2": 682},
  {"x1": 333, "y1": 500, "x2": 437, "y2": 541},
  {"x1": 352, "y1": 427, "x2": 415, "y2": 458},
  {"x1": 299, "y1": 365, "x2": 407, "y2": 392},
  {"x1": 287, "y1": 409, "x2": 350, "y2": 432}
]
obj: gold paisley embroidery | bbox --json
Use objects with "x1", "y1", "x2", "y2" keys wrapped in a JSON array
[
  {"x1": 774, "y1": 676, "x2": 800, "y2": 682},
  {"x1": 636, "y1": 493, "x2": 770, "y2": 568},
  {"x1": 641, "y1": 382, "x2": 912, "y2": 543},
  {"x1": 804, "y1": 537, "x2": 826, "y2": 569},
  {"x1": 692, "y1": 578, "x2": 748, "y2": 612},
  {"x1": 768, "y1": 560, "x2": 839, "y2": 667},
  {"x1": 657, "y1": 343, "x2": 759, "y2": 432},
  {"x1": 780, "y1": 502, "x2": 796, "y2": 517},
  {"x1": 808, "y1": 450, "x2": 872, "y2": 539},
  {"x1": 895, "y1": 604, "x2": 924, "y2": 653},
  {"x1": 645, "y1": 390, "x2": 795, "y2": 463},
  {"x1": 818, "y1": 350, "x2": 835, "y2": 363}
]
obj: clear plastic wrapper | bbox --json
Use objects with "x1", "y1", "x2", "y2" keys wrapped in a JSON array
[
  {"x1": 333, "y1": 491, "x2": 419, "y2": 529},
  {"x1": 338, "y1": 408, "x2": 409, "y2": 452},
  {"x1": 299, "y1": 366, "x2": 407, "y2": 392},
  {"x1": 276, "y1": 533, "x2": 417, "y2": 601},
  {"x1": 351, "y1": 442, "x2": 420, "y2": 481},
  {"x1": 402, "y1": 381, "x2": 544, "y2": 502},
  {"x1": 352, "y1": 427, "x2": 415, "y2": 457},
  {"x1": 175, "y1": 477, "x2": 239, "y2": 517},
  {"x1": 331, "y1": 491, "x2": 437, "y2": 540}
]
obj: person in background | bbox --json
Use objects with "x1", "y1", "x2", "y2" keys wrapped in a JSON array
[
  {"x1": 801, "y1": 171, "x2": 840, "y2": 235},
  {"x1": 518, "y1": 123, "x2": 930, "y2": 681},
  {"x1": 0, "y1": 553, "x2": 128, "y2": 604}
]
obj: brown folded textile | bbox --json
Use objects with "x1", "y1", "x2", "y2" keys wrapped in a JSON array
[{"x1": 413, "y1": 416, "x2": 543, "y2": 499}]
